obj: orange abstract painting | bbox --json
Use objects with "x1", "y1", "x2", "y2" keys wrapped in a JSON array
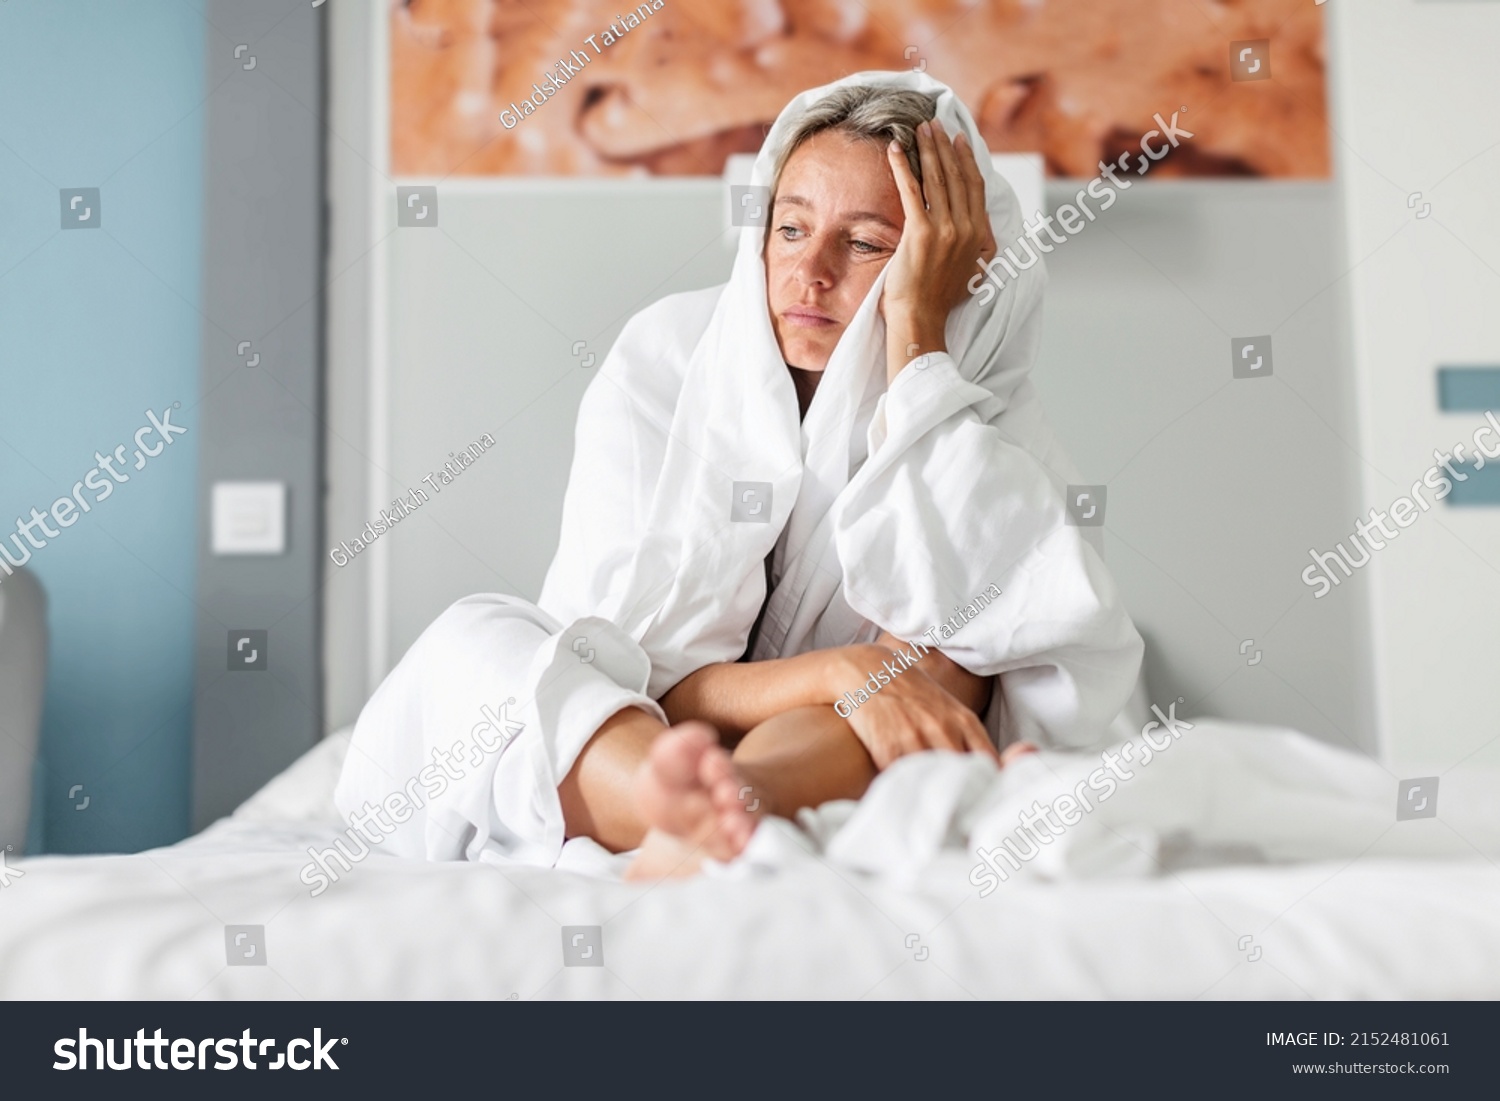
[{"x1": 391, "y1": 0, "x2": 1330, "y2": 178}]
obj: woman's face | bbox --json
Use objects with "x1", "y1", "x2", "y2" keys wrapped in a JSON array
[{"x1": 765, "y1": 129, "x2": 907, "y2": 372}]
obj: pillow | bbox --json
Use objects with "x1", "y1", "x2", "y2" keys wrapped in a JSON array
[
  {"x1": 1104, "y1": 668, "x2": 1153, "y2": 746},
  {"x1": 230, "y1": 727, "x2": 352, "y2": 825}
]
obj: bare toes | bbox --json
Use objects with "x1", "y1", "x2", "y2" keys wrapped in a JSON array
[
  {"x1": 654, "y1": 723, "x2": 718, "y2": 788},
  {"x1": 625, "y1": 723, "x2": 762, "y2": 878}
]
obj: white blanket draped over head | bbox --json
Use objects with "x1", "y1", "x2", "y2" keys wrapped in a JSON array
[{"x1": 540, "y1": 70, "x2": 1143, "y2": 749}]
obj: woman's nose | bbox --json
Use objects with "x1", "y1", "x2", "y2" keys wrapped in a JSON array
[{"x1": 794, "y1": 240, "x2": 838, "y2": 288}]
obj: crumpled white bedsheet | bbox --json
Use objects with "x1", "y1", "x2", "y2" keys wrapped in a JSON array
[
  {"x1": 724, "y1": 719, "x2": 1500, "y2": 889},
  {"x1": 7, "y1": 722, "x2": 1500, "y2": 999},
  {"x1": 259, "y1": 718, "x2": 1500, "y2": 888}
]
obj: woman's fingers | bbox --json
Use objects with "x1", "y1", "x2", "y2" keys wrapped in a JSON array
[
  {"x1": 851, "y1": 672, "x2": 1004, "y2": 769},
  {"x1": 875, "y1": 728, "x2": 921, "y2": 768},
  {"x1": 916, "y1": 714, "x2": 963, "y2": 753},
  {"x1": 858, "y1": 712, "x2": 920, "y2": 770},
  {"x1": 915, "y1": 121, "x2": 951, "y2": 222},
  {"x1": 952, "y1": 130, "x2": 996, "y2": 254},
  {"x1": 898, "y1": 736, "x2": 926, "y2": 763},
  {"x1": 962, "y1": 716, "x2": 1004, "y2": 763},
  {"x1": 925, "y1": 709, "x2": 1000, "y2": 762},
  {"x1": 896, "y1": 712, "x2": 938, "y2": 763},
  {"x1": 927, "y1": 119, "x2": 968, "y2": 230},
  {"x1": 898, "y1": 712, "x2": 933, "y2": 756},
  {"x1": 951, "y1": 129, "x2": 982, "y2": 209},
  {"x1": 886, "y1": 140, "x2": 928, "y2": 228}
]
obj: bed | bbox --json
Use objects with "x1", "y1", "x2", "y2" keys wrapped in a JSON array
[{"x1": 6, "y1": 714, "x2": 1499, "y2": 1001}]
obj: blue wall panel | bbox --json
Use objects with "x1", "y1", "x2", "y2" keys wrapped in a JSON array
[{"x1": 0, "y1": 0, "x2": 204, "y2": 852}]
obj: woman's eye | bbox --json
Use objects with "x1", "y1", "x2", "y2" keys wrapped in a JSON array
[{"x1": 777, "y1": 225, "x2": 804, "y2": 240}]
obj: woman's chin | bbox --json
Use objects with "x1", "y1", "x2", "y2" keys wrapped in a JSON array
[{"x1": 782, "y1": 341, "x2": 833, "y2": 373}]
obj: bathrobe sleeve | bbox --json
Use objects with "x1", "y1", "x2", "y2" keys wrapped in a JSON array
[
  {"x1": 834, "y1": 353, "x2": 1144, "y2": 750},
  {"x1": 538, "y1": 287, "x2": 720, "y2": 628}
]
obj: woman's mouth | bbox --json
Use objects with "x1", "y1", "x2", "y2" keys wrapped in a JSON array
[{"x1": 783, "y1": 306, "x2": 837, "y2": 329}]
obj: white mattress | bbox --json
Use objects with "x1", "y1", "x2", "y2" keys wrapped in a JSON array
[{"x1": 4, "y1": 728, "x2": 1499, "y2": 1000}]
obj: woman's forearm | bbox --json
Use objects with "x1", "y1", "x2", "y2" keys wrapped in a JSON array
[
  {"x1": 660, "y1": 648, "x2": 863, "y2": 743},
  {"x1": 661, "y1": 634, "x2": 994, "y2": 743}
]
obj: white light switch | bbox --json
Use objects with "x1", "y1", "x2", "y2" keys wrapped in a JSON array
[{"x1": 212, "y1": 481, "x2": 287, "y2": 555}]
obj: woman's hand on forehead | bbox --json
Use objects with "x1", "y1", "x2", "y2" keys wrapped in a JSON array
[{"x1": 879, "y1": 117, "x2": 998, "y2": 384}]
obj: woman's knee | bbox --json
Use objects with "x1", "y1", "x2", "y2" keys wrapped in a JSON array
[{"x1": 732, "y1": 704, "x2": 850, "y2": 760}]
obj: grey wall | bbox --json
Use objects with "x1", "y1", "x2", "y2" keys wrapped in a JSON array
[
  {"x1": 1328, "y1": 1, "x2": 1500, "y2": 769},
  {"x1": 191, "y1": 0, "x2": 324, "y2": 829},
  {"x1": 321, "y1": 0, "x2": 381, "y2": 736},
  {"x1": 1031, "y1": 181, "x2": 1375, "y2": 754}
]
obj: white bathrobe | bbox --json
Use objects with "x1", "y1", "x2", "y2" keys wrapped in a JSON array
[{"x1": 335, "y1": 70, "x2": 1144, "y2": 872}]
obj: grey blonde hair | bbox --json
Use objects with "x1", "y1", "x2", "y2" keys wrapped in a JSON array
[{"x1": 771, "y1": 84, "x2": 940, "y2": 194}]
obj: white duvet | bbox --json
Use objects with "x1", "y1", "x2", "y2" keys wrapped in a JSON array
[
  {"x1": 738, "y1": 716, "x2": 1500, "y2": 884},
  {"x1": 6, "y1": 720, "x2": 1499, "y2": 999}
]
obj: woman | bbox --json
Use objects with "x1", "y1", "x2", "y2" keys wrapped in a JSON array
[{"x1": 335, "y1": 71, "x2": 1143, "y2": 881}]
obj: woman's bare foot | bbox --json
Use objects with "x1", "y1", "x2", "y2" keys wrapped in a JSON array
[
  {"x1": 622, "y1": 731, "x2": 1036, "y2": 881},
  {"x1": 624, "y1": 722, "x2": 762, "y2": 881}
]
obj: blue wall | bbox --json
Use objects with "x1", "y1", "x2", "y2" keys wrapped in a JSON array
[{"x1": 0, "y1": 1, "x2": 203, "y2": 852}]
